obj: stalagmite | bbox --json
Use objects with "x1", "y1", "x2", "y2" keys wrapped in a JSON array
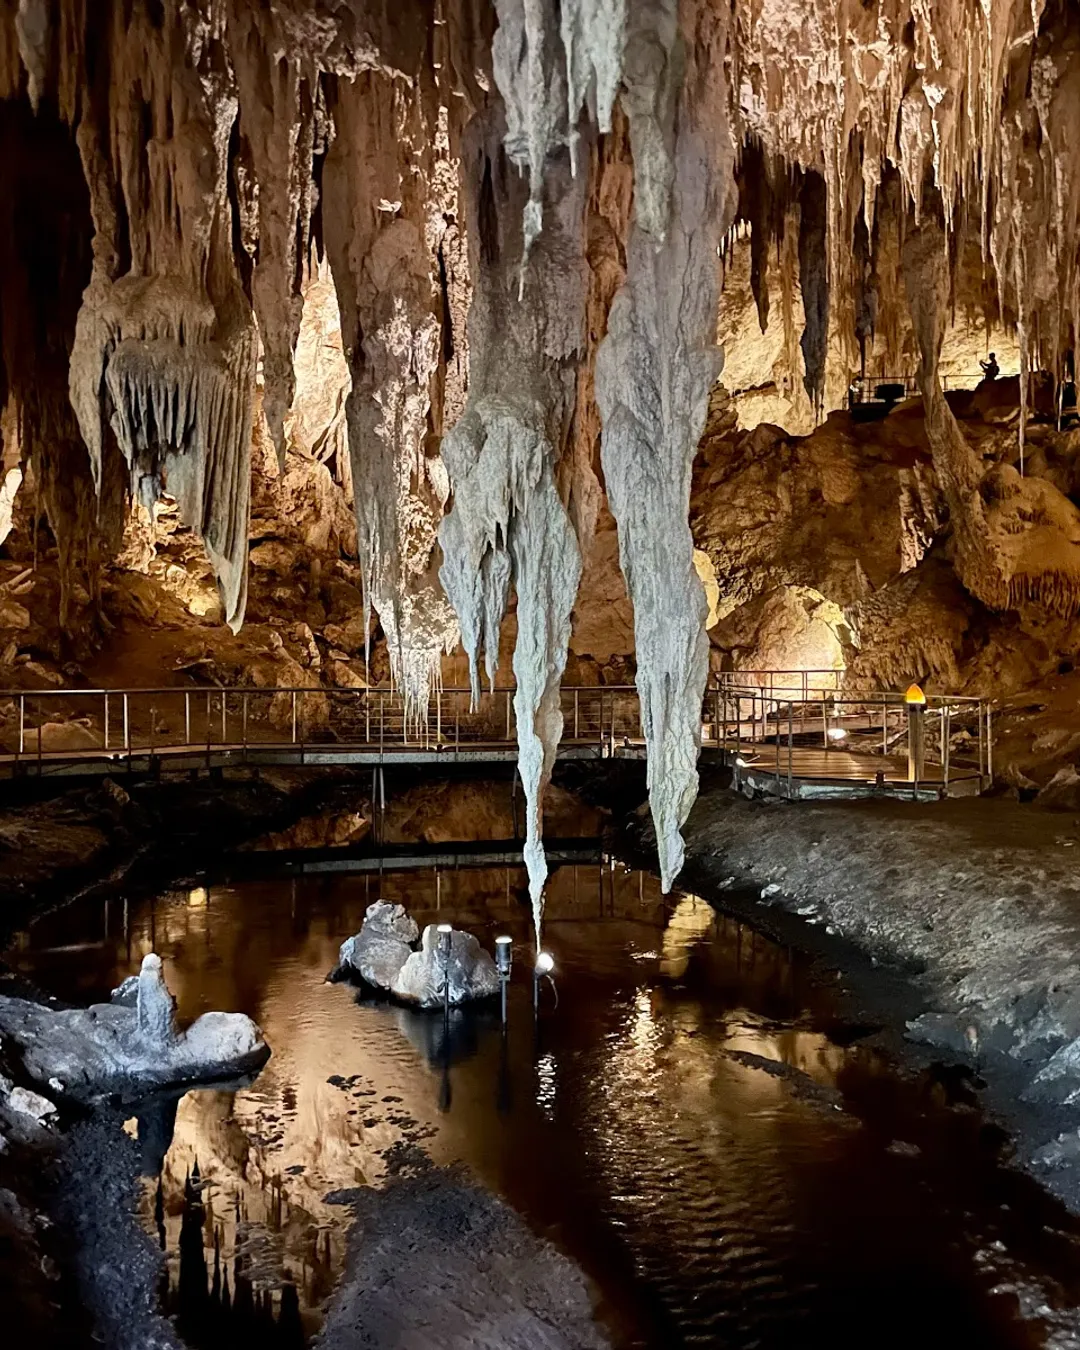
[
  {"x1": 595, "y1": 0, "x2": 735, "y2": 892},
  {"x1": 439, "y1": 96, "x2": 587, "y2": 940}
]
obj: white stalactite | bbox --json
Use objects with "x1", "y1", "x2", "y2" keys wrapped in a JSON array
[
  {"x1": 439, "y1": 100, "x2": 587, "y2": 944},
  {"x1": 595, "y1": 0, "x2": 735, "y2": 891}
]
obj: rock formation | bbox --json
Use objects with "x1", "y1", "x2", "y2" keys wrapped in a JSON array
[
  {"x1": 0, "y1": 952, "x2": 268, "y2": 1099},
  {"x1": 332, "y1": 902, "x2": 501, "y2": 1008},
  {"x1": 5, "y1": 0, "x2": 1080, "y2": 885}
]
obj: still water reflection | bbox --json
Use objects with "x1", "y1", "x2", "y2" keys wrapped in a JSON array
[{"x1": 11, "y1": 860, "x2": 1080, "y2": 1348}]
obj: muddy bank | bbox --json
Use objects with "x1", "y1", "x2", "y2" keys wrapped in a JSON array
[
  {"x1": 0, "y1": 768, "x2": 371, "y2": 941},
  {"x1": 318, "y1": 1170, "x2": 610, "y2": 1350},
  {"x1": 673, "y1": 786, "x2": 1080, "y2": 1210}
]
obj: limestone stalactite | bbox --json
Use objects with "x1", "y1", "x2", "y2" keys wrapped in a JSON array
[
  {"x1": 438, "y1": 99, "x2": 587, "y2": 937},
  {"x1": 595, "y1": 0, "x2": 735, "y2": 891},
  {"x1": 903, "y1": 211, "x2": 1080, "y2": 621},
  {"x1": 323, "y1": 67, "x2": 460, "y2": 724},
  {"x1": 7, "y1": 0, "x2": 1080, "y2": 898}
]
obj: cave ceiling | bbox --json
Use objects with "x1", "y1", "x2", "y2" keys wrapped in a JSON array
[{"x1": 2, "y1": 0, "x2": 1080, "y2": 897}]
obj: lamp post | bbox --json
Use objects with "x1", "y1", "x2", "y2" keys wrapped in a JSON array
[
  {"x1": 533, "y1": 950, "x2": 554, "y2": 1015},
  {"x1": 905, "y1": 682, "x2": 927, "y2": 788},
  {"x1": 495, "y1": 936, "x2": 512, "y2": 1026}
]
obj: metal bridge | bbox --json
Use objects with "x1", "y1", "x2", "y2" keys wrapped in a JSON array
[{"x1": 0, "y1": 671, "x2": 992, "y2": 800}]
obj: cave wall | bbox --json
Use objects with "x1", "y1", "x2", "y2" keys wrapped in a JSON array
[{"x1": 4, "y1": 0, "x2": 1080, "y2": 889}]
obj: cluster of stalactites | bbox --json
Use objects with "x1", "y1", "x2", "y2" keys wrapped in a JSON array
[
  {"x1": 488, "y1": 0, "x2": 735, "y2": 897},
  {"x1": 730, "y1": 0, "x2": 1080, "y2": 428}
]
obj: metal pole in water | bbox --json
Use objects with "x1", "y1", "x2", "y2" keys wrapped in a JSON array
[
  {"x1": 495, "y1": 936, "x2": 512, "y2": 1027},
  {"x1": 534, "y1": 950, "x2": 554, "y2": 1015}
]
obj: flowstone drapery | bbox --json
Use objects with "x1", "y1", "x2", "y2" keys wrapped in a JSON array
[{"x1": 595, "y1": 0, "x2": 735, "y2": 892}]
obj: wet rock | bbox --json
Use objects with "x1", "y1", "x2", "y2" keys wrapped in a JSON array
[
  {"x1": 7, "y1": 1086, "x2": 57, "y2": 1125},
  {"x1": 110, "y1": 975, "x2": 139, "y2": 1007},
  {"x1": 0, "y1": 954, "x2": 269, "y2": 1100},
  {"x1": 335, "y1": 901, "x2": 418, "y2": 989},
  {"x1": 317, "y1": 1171, "x2": 610, "y2": 1349},
  {"x1": 390, "y1": 924, "x2": 500, "y2": 1009},
  {"x1": 1036, "y1": 765, "x2": 1080, "y2": 811},
  {"x1": 135, "y1": 954, "x2": 175, "y2": 1048}
]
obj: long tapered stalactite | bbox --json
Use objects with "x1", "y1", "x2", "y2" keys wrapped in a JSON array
[
  {"x1": 595, "y1": 0, "x2": 736, "y2": 891},
  {"x1": 438, "y1": 78, "x2": 587, "y2": 941}
]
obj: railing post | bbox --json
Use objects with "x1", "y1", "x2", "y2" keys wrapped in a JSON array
[
  {"x1": 243, "y1": 692, "x2": 249, "y2": 750},
  {"x1": 18, "y1": 693, "x2": 24, "y2": 757},
  {"x1": 221, "y1": 692, "x2": 226, "y2": 744},
  {"x1": 455, "y1": 693, "x2": 459, "y2": 754},
  {"x1": 821, "y1": 689, "x2": 827, "y2": 748},
  {"x1": 291, "y1": 691, "x2": 298, "y2": 744},
  {"x1": 774, "y1": 693, "x2": 780, "y2": 774},
  {"x1": 944, "y1": 705, "x2": 951, "y2": 789},
  {"x1": 103, "y1": 694, "x2": 109, "y2": 751},
  {"x1": 205, "y1": 691, "x2": 211, "y2": 752},
  {"x1": 123, "y1": 693, "x2": 130, "y2": 754},
  {"x1": 574, "y1": 688, "x2": 579, "y2": 741},
  {"x1": 185, "y1": 691, "x2": 191, "y2": 745},
  {"x1": 380, "y1": 692, "x2": 385, "y2": 757},
  {"x1": 788, "y1": 701, "x2": 794, "y2": 794},
  {"x1": 506, "y1": 688, "x2": 511, "y2": 740},
  {"x1": 986, "y1": 703, "x2": 993, "y2": 784},
  {"x1": 436, "y1": 686, "x2": 442, "y2": 743},
  {"x1": 977, "y1": 701, "x2": 986, "y2": 780}
]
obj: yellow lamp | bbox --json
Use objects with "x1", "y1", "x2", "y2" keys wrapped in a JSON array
[{"x1": 904, "y1": 682, "x2": 927, "y2": 705}]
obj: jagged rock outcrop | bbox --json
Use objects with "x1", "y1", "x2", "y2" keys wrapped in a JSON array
[
  {"x1": 334, "y1": 900, "x2": 419, "y2": 989},
  {"x1": 903, "y1": 213, "x2": 1080, "y2": 621},
  {"x1": 391, "y1": 923, "x2": 501, "y2": 1008}
]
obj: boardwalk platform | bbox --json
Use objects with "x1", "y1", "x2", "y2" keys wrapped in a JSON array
[{"x1": 0, "y1": 674, "x2": 993, "y2": 802}]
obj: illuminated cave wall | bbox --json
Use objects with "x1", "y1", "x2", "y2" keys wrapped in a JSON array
[{"x1": 4, "y1": 0, "x2": 1080, "y2": 884}]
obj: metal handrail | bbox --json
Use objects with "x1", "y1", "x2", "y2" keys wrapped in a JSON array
[{"x1": 0, "y1": 675, "x2": 994, "y2": 792}]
